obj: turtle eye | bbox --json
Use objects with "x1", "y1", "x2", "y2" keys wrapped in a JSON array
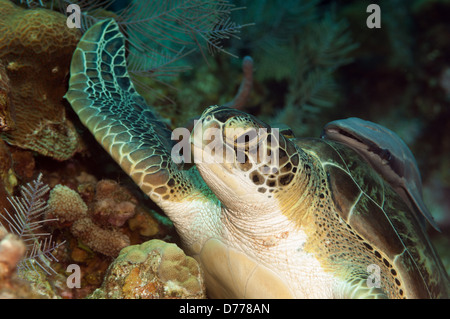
[
  {"x1": 224, "y1": 127, "x2": 258, "y2": 149},
  {"x1": 235, "y1": 128, "x2": 258, "y2": 147}
]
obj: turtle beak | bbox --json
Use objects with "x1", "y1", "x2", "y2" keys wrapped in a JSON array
[{"x1": 190, "y1": 119, "x2": 203, "y2": 149}]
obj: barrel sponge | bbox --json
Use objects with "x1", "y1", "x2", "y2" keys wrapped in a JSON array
[
  {"x1": 90, "y1": 239, "x2": 206, "y2": 299},
  {"x1": 48, "y1": 185, "x2": 88, "y2": 223},
  {"x1": 0, "y1": 0, "x2": 82, "y2": 160}
]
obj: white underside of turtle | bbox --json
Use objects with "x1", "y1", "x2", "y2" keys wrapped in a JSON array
[
  {"x1": 171, "y1": 198, "x2": 338, "y2": 298},
  {"x1": 195, "y1": 224, "x2": 338, "y2": 298}
]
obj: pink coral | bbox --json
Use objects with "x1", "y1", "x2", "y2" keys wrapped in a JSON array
[{"x1": 0, "y1": 226, "x2": 26, "y2": 278}]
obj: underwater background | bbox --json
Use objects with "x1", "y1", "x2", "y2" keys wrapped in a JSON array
[{"x1": 0, "y1": 0, "x2": 448, "y2": 298}]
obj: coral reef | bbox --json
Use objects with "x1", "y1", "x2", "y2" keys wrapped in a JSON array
[
  {"x1": 0, "y1": 137, "x2": 36, "y2": 199},
  {"x1": 0, "y1": 226, "x2": 25, "y2": 278},
  {"x1": 48, "y1": 184, "x2": 88, "y2": 224},
  {"x1": 89, "y1": 180, "x2": 137, "y2": 228},
  {"x1": 0, "y1": 173, "x2": 63, "y2": 275},
  {"x1": 47, "y1": 183, "x2": 132, "y2": 257},
  {"x1": 128, "y1": 206, "x2": 160, "y2": 238},
  {"x1": 0, "y1": 61, "x2": 14, "y2": 132},
  {"x1": 9, "y1": 147, "x2": 35, "y2": 181},
  {"x1": 0, "y1": 178, "x2": 10, "y2": 215},
  {"x1": 0, "y1": 139, "x2": 17, "y2": 194},
  {"x1": 89, "y1": 239, "x2": 206, "y2": 299},
  {"x1": 71, "y1": 217, "x2": 130, "y2": 258},
  {"x1": 0, "y1": 274, "x2": 43, "y2": 298},
  {"x1": 1, "y1": 165, "x2": 178, "y2": 298},
  {"x1": 0, "y1": 0, "x2": 82, "y2": 160},
  {"x1": 0, "y1": 226, "x2": 44, "y2": 298}
]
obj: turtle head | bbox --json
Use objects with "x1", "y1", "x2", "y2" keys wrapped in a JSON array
[{"x1": 191, "y1": 106, "x2": 301, "y2": 213}]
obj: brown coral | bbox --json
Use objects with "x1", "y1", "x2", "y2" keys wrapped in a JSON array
[
  {"x1": 128, "y1": 206, "x2": 160, "y2": 238},
  {"x1": 71, "y1": 217, "x2": 130, "y2": 257},
  {"x1": 0, "y1": 139, "x2": 16, "y2": 195},
  {"x1": 89, "y1": 239, "x2": 206, "y2": 299},
  {"x1": 0, "y1": 60, "x2": 14, "y2": 132},
  {"x1": 0, "y1": 0, "x2": 82, "y2": 160},
  {"x1": 90, "y1": 180, "x2": 137, "y2": 227},
  {"x1": 9, "y1": 146, "x2": 35, "y2": 181},
  {"x1": 48, "y1": 184, "x2": 88, "y2": 224},
  {"x1": 47, "y1": 183, "x2": 132, "y2": 257}
]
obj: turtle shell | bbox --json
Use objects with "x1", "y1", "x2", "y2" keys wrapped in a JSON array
[{"x1": 297, "y1": 138, "x2": 448, "y2": 299}]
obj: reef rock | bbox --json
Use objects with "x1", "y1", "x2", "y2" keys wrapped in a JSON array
[
  {"x1": 0, "y1": 61, "x2": 14, "y2": 132},
  {"x1": 89, "y1": 239, "x2": 206, "y2": 299}
]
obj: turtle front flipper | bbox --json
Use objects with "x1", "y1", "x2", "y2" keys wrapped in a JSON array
[{"x1": 65, "y1": 19, "x2": 208, "y2": 213}]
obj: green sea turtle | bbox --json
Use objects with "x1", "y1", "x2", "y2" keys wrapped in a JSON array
[{"x1": 65, "y1": 19, "x2": 449, "y2": 298}]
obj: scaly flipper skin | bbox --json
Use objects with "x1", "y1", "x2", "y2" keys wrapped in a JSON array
[
  {"x1": 66, "y1": 19, "x2": 200, "y2": 205},
  {"x1": 65, "y1": 19, "x2": 220, "y2": 248}
]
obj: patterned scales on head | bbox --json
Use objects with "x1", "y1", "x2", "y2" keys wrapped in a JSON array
[{"x1": 65, "y1": 19, "x2": 449, "y2": 299}]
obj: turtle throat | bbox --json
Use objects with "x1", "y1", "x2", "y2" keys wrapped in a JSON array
[{"x1": 274, "y1": 151, "x2": 321, "y2": 229}]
